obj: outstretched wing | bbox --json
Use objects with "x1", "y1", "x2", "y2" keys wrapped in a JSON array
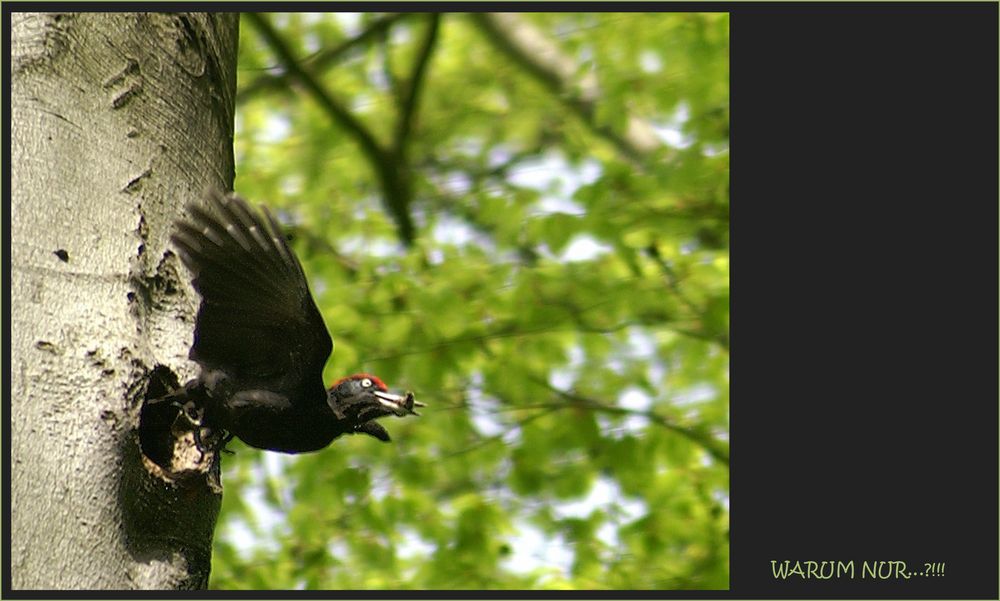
[{"x1": 171, "y1": 190, "x2": 333, "y2": 408}]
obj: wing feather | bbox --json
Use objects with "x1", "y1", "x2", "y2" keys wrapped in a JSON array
[{"x1": 170, "y1": 190, "x2": 333, "y2": 408}]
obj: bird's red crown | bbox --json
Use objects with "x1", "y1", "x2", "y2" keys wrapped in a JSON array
[{"x1": 329, "y1": 373, "x2": 388, "y2": 391}]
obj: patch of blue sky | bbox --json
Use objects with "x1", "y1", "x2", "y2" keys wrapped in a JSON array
[
  {"x1": 260, "y1": 112, "x2": 292, "y2": 144},
  {"x1": 368, "y1": 466, "x2": 392, "y2": 502},
  {"x1": 331, "y1": 12, "x2": 361, "y2": 37},
  {"x1": 396, "y1": 526, "x2": 437, "y2": 561},
  {"x1": 673, "y1": 383, "x2": 719, "y2": 408},
  {"x1": 221, "y1": 453, "x2": 298, "y2": 559},
  {"x1": 618, "y1": 387, "x2": 652, "y2": 433},
  {"x1": 652, "y1": 102, "x2": 693, "y2": 149},
  {"x1": 431, "y1": 213, "x2": 477, "y2": 246},
  {"x1": 557, "y1": 235, "x2": 614, "y2": 263},
  {"x1": 503, "y1": 477, "x2": 648, "y2": 577},
  {"x1": 367, "y1": 63, "x2": 390, "y2": 92},
  {"x1": 503, "y1": 523, "x2": 574, "y2": 578},
  {"x1": 548, "y1": 345, "x2": 584, "y2": 390},
  {"x1": 508, "y1": 152, "x2": 601, "y2": 214},
  {"x1": 338, "y1": 234, "x2": 402, "y2": 258},
  {"x1": 640, "y1": 50, "x2": 663, "y2": 74},
  {"x1": 432, "y1": 171, "x2": 473, "y2": 196},
  {"x1": 467, "y1": 372, "x2": 506, "y2": 438}
]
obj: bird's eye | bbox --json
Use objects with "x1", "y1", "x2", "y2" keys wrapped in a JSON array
[{"x1": 361, "y1": 378, "x2": 373, "y2": 388}]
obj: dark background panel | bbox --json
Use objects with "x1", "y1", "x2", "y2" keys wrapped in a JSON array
[{"x1": 732, "y1": 3, "x2": 998, "y2": 599}]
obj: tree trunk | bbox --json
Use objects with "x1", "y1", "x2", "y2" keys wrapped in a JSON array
[{"x1": 11, "y1": 12, "x2": 239, "y2": 589}]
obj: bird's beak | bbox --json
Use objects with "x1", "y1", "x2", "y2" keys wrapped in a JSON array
[{"x1": 373, "y1": 390, "x2": 425, "y2": 416}]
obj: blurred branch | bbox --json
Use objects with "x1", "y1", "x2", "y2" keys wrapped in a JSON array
[
  {"x1": 527, "y1": 376, "x2": 730, "y2": 466},
  {"x1": 443, "y1": 375, "x2": 729, "y2": 468},
  {"x1": 469, "y1": 13, "x2": 663, "y2": 166},
  {"x1": 530, "y1": 280, "x2": 727, "y2": 350},
  {"x1": 422, "y1": 182, "x2": 541, "y2": 266},
  {"x1": 362, "y1": 321, "x2": 551, "y2": 362},
  {"x1": 245, "y1": 13, "x2": 416, "y2": 246},
  {"x1": 392, "y1": 14, "x2": 440, "y2": 161},
  {"x1": 363, "y1": 287, "x2": 720, "y2": 363},
  {"x1": 237, "y1": 13, "x2": 409, "y2": 102},
  {"x1": 644, "y1": 243, "x2": 729, "y2": 350},
  {"x1": 245, "y1": 14, "x2": 385, "y2": 176},
  {"x1": 644, "y1": 243, "x2": 701, "y2": 318},
  {"x1": 385, "y1": 13, "x2": 442, "y2": 247},
  {"x1": 376, "y1": 21, "x2": 401, "y2": 106},
  {"x1": 420, "y1": 145, "x2": 542, "y2": 183},
  {"x1": 442, "y1": 405, "x2": 559, "y2": 458}
]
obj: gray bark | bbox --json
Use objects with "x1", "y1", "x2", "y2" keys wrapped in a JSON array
[{"x1": 11, "y1": 12, "x2": 239, "y2": 589}]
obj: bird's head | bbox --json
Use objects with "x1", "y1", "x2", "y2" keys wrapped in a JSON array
[{"x1": 326, "y1": 374, "x2": 423, "y2": 442}]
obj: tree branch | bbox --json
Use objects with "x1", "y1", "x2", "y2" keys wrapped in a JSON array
[
  {"x1": 359, "y1": 266, "x2": 726, "y2": 364},
  {"x1": 469, "y1": 13, "x2": 663, "y2": 165},
  {"x1": 392, "y1": 14, "x2": 440, "y2": 160},
  {"x1": 443, "y1": 377, "x2": 729, "y2": 469},
  {"x1": 644, "y1": 243, "x2": 729, "y2": 350},
  {"x1": 245, "y1": 13, "x2": 387, "y2": 177},
  {"x1": 442, "y1": 404, "x2": 559, "y2": 459},
  {"x1": 237, "y1": 13, "x2": 409, "y2": 103},
  {"x1": 526, "y1": 376, "x2": 730, "y2": 466},
  {"x1": 421, "y1": 173, "x2": 541, "y2": 265},
  {"x1": 245, "y1": 13, "x2": 416, "y2": 246},
  {"x1": 437, "y1": 329, "x2": 727, "y2": 466}
]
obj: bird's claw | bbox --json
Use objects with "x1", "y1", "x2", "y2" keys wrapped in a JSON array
[{"x1": 192, "y1": 426, "x2": 234, "y2": 462}]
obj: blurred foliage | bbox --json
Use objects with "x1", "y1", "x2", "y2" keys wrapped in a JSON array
[{"x1": 211, "y1": 12, "x2": 728, "y2": 590}]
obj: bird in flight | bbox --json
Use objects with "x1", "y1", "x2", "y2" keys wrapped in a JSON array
[{"x1": 167, "y1": 189, "x2": 423, "y2": 454}]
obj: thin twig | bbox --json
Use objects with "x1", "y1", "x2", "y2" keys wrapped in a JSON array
[
  {"x1": 238, "y1": 13, "x2": 409, "y2": 102},
  {"x1": 469, "y1": 13, "x2": 663, "y2": 166},
  {"x1": 443, "y1": 405, "x2": 559, "y2": 458},
  {"x1": 393, "y1": 14, "x2": 441, "y2": 160},
  {"x1": 526, "y1": 375, "x2": 730, "y2": 466},
  {"x1": 245, "y1": 13, "x2": 387, "y2": 176},
  {"x1": 645, "y1": 243, "x2": 729, "y2": 350},
  {"x1": 245, "y1": 13, "x2": 416, "y2": 246}
]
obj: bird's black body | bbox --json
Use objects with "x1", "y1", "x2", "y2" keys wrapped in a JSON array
[{"x1": 168, "y1": 190, "x2": 421, "y2": 453}]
